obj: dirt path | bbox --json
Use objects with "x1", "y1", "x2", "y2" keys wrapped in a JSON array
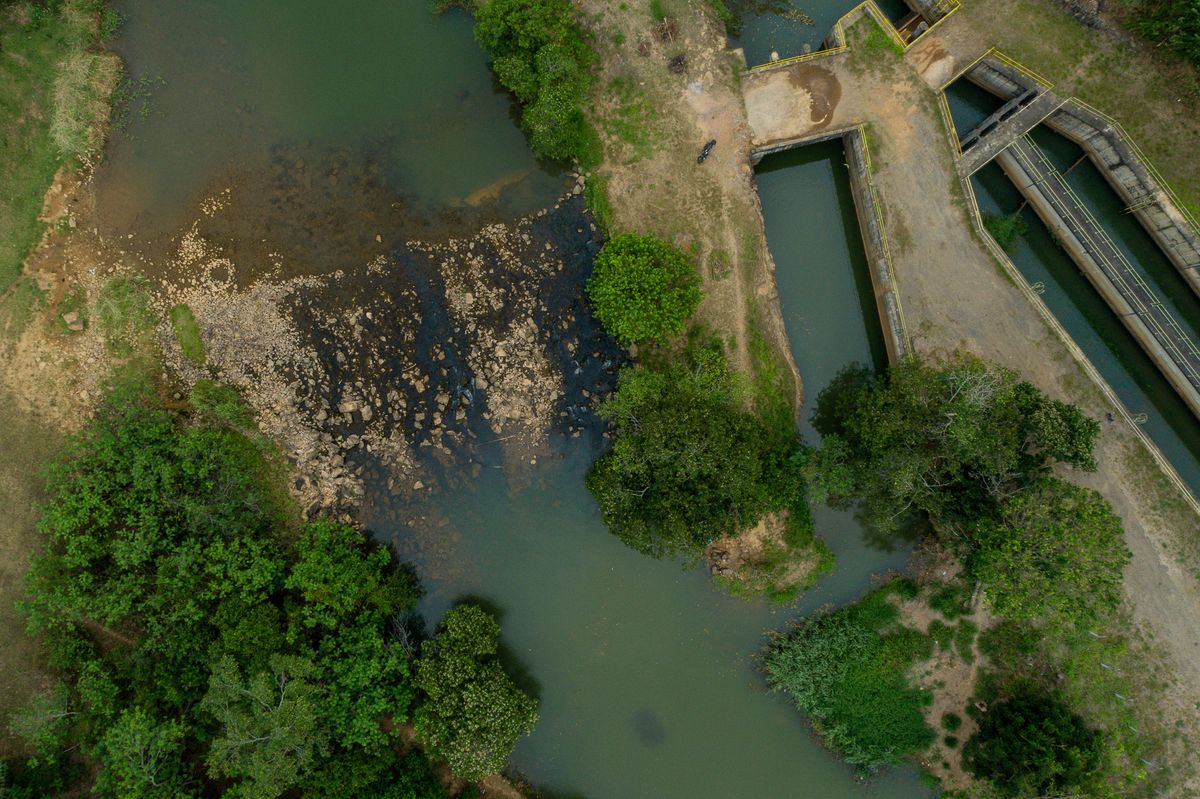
[{"x1": 576, "y1": 0, "x2": 802, "y2": 407}]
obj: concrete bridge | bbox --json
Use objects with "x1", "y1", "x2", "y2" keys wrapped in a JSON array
[{"x1": 955, "y1": 89, "x2": 1066, "y2": 176}]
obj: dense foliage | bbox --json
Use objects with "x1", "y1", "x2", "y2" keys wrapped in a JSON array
[
  {"x1": 964, "y1": 691, "x2": 1105, "y2": 797},
  {"x1": 586, "y1": 233, "x2": 702, "y2": 345},
  {"x1": 1127, "y1": 0, "x2": 1200, "y2": 68},
  {"x1": 414, "y1": 604, "x2": 539, "y2": 780},
  {"x1": 461, "y1": 0, "x2": 596, "y2": 163},
  {"x1": 806, "y1": 356, "x2": 1099, "y2": 535},
  {"x1": 586, "y1": 340, "x2": 807, "y2": 557},
  {"x1": 5, "y1": 382, "x2": 526, "y2": 797},
  {"x1": 971, "y1": 477, "x2": 1130, "y2": 625},
  {"x1": 982, "y1": 210, "x2": 1028, "y2": 254},
  {"x1": 763, "y1": 582, "x2": 935, "y2": 768}
]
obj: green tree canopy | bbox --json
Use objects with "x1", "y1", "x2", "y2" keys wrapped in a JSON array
[
  {"x1": 585, "y1": 233, "x2": 702, "y2": 345},
  {"x1": 470, "y1": 0, "x2": 594, "y2": 161},
  {"x1": 413, "y1": 604, "x2": 539, "y2": 780},
  {"x1": 806, "y1": 356, "x2": 1099, "y2": 535},
  {"x1": 971, "y1": 477, "x2": 1130, "y2": 625},
  {"x1": 964, "y1": 691, "x2": 1104, "y2": 797},
  {"x1": 585, "y1": 341, "x2": 804, "y2": 557},
  {"x1": 9, "y1": 382, "x2": 462, "y2": 798}
]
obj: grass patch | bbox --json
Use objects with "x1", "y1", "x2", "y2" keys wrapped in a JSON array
[
  {"x1": 0, "y1": 277, "x2": 47, "y2": 341},
  {"x1": 764, "y1": 580, "x2": 936, "y2": 768},
  {"x1": 169, "y1": 303, "x2": 204, "y2": 364},
  {"x1": 95, "y1": 274, "x2": 154, "y2": 354},
  {"x1": 0, "y1": 0, "x2": 118, "y2": 293},
  {"x1": 603, "y1": 76, "x2": 663, "y2": 164},
  {"x1": 53, "y1": 286, "x2": 88, "y2": 335},
  {"x1": 584, "y1": 173, "x2": 614, "y2": 235}
]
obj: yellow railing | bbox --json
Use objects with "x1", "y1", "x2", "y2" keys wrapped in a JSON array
[
  {"x1": 938, "y1": 104, "x2": 1200, "y2": 517},
  {"x1": 1071, "y1": 99, "x2": 1200, "y2": 233},
  {"x1": 747, "y1": 0, "x2": 961, "y2": 72}
]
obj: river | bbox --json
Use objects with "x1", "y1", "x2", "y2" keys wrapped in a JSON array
[{"x1": 98, "y1": 2, "x2": 930, "y2": 797}]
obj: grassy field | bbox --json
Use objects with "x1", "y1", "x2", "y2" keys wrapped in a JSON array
[
  {"x1": 0, "y1": 394, "x2": 60, "y2": 757},
  {"x1": 0, "y1": 0, "x2": 119, "y2": 295},
  {"x1": 955, "y1": 0, "x2": 1200, "y2": 218}
]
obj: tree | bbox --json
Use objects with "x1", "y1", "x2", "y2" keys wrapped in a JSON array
[
  {"x1": 971, "y1": 477, "x2": 1130, "y2": 625},
  {"x1": 94, "y1": 708, "x2": 190, "y2": 799},
  {"x1": 470, "y1": 0, "x2": 594, "y2": 161},
  {"x1": 806, "y1": 356, "x2": 1099, "y2": 535},
  {"x1": 964, "y1": 691, "x2": 1104, "y2": 797},
  {"x1": 200, "y1": 654, "x2": 329, "y2": 799},
  {"x1": 414, "y1": 604, "x2": 538, "y2": 780},
  {"x1": 585, "y1": 342, "x2": 803, "y2": 556},
  {"x1": 585, "y1": 233, "x2": 702, "y2": 345},
  {"x1": 1129, "y1": 0, "x2": 1200, "y2": 68}
]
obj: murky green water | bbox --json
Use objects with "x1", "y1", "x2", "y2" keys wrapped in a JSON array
[
  {"x1": 100, "y1": 3, "x2": 934, "y2": 795},
  {"x1": 942, "y1": 78, "x2": 1004, "y2": 141},
  {"x1": 735, "y1": 0, "x2": 912, "y2": 67},
  {"x1": 96, "y1": 0, "x2": 564, "y2": 240}
]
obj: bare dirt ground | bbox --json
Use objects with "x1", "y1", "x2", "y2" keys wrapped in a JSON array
[{"x1": 575, "y1": 0, "x2": 801, "y2": 398}]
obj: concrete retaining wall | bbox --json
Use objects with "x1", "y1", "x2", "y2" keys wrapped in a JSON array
[
  {"x1": 844, "y1": 128, "x2": 909, "y2": 363},
  {"x1": 965, "y1": 59, "x2": 1200, "y2": 299}
]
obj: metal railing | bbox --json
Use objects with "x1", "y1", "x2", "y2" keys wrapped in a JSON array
[{"x1": 1010, "y1": 134, "x2": 1200, "y2": 392}]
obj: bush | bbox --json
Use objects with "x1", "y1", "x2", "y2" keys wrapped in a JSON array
[
  {"x1": 764, "y1": 583, "x2": 935, "y2": 768},
  {"x1": 586, "y1": 233, "x2": 701, "y2": 345},
  {"x1": 983, "y1": 211, "x2": 1028, "y2": 254},
  {"x1": 413, "y1": 604, "x2": 539, "y2": 780},
  {"x1": 469, "y1": 0, "x2": 596, "y2": 163},
  {"x1": 1127, "y1": 0, "x2": 1200, "y2": 68},
  {"x1": 964, "y1": 691, "x2": 1104, "y2": 797},
  {"x1": 971, "y1": 477, "x2": 1130, "y2": 626},
  {"x1": 586, "y1": 341, "x2": 805, "y2": 557}
]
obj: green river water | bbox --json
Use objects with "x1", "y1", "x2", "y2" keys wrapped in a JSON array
[{"x1": 98, "y1": 2, "x2": 932, "y2": 796}]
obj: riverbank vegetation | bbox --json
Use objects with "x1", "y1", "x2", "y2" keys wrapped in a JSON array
[
  {"x1": 765, "y1": 580, "x2": 936, "y2": 768},
  {"x1": 586, "y1": 336, "x2": 809, "y2": 558},
  {"x1": 767, "y1": 354, "x2": 1156, "y2": 794},
  {"x1": 585, "y1": 233, "x2": 701, "y2": 345},
  {"x1": 2, "y1": 375, "x2": 536, "y2": 797},
  {"x1": 437, "y1": 0, "x2": 598, "y2": 165},
  {"x1": 0, "y1": 0, "x2": 119, "y2": 295}
]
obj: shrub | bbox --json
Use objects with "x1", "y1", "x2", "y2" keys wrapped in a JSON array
[
  {"x1": 764, "y1": 583, "x2": 935, "y2": 768},
  {"x1": 413, "y1": 604, "x2": 538, "y2": 780},
  {"x1": 983, "y1": 211, "x2": 1028, "y2": 254},
  {"x1": 970, "y1": 477, "x2": 1130, "y2": 626},
  {"x1": 964, "y1": 691, "x2": 1104, "y2": 797},
  {"x1": 586, "y1": 341, "x2": 805, "y2": 557},
  {"x1": 1128, "y1": 0, "x2": 1200, "y2": 68},
  {"x1": 470, "y1": 0, "x2": 596, "y2": 163},
  {"x1": 586, "y1": 233, "x2": 701, "y2": 345}
]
